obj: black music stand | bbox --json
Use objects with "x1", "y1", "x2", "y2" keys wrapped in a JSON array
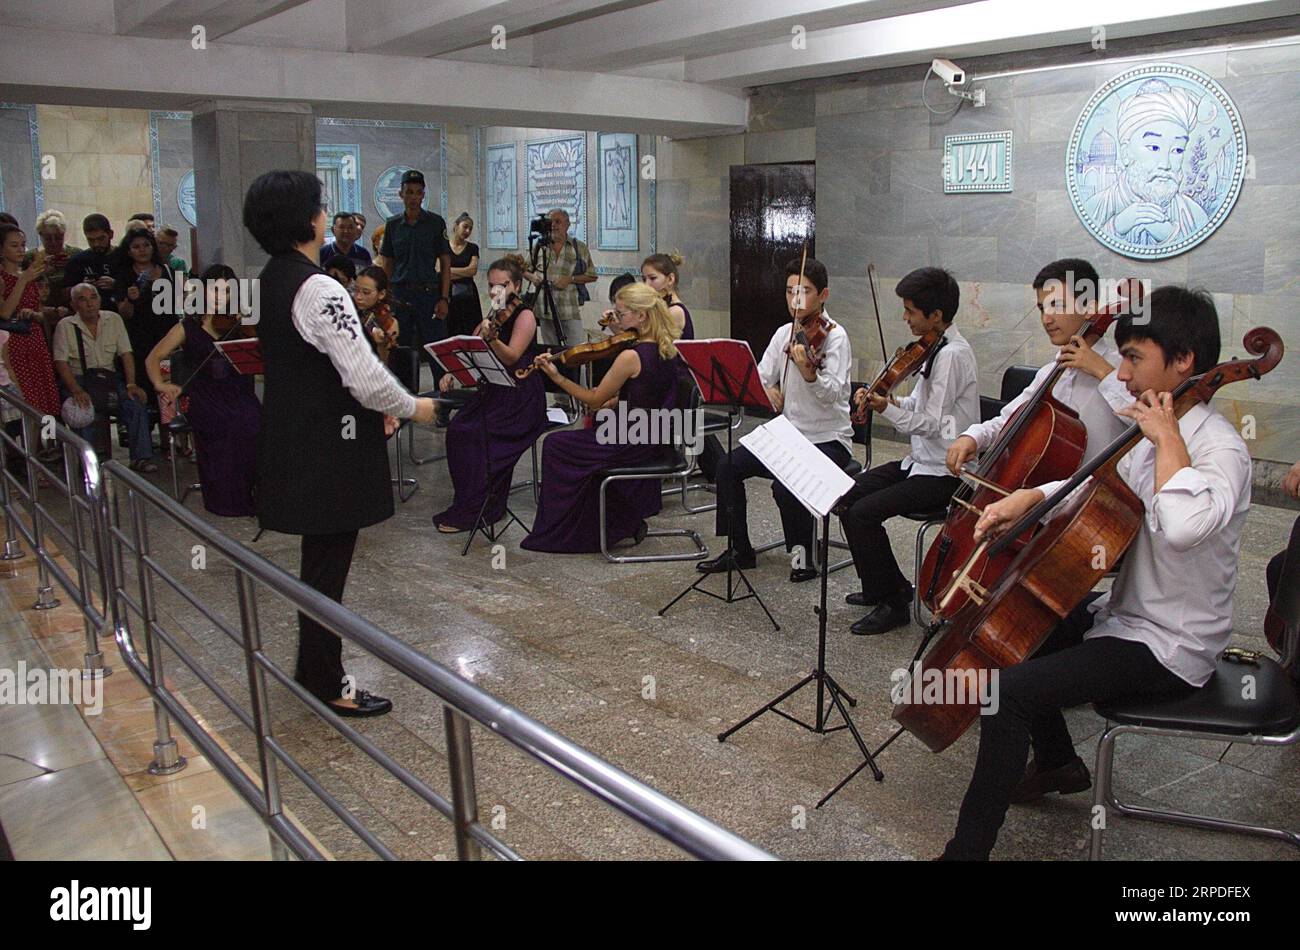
[
  {"x1": 659, "y1": 339, "x2": 778, "y2": 631},
  {"x1": 712, "y1": 417, "x2": 884, "y2": 800},
  {"x1": 427, "y1": 337, "x2": 529, "y2": 555}
]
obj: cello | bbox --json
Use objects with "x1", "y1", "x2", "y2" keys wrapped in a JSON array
[
  {"x1": 893, "y1": 326, "x2": 1283, "y2": 752},
  {"x1": 917, "y1": 279, "x2": 1143, "y2": 619}
]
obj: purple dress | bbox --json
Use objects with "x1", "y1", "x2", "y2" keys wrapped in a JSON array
[
  {"x1": 181, "y1": 318, "x2": 261, "y2": 517},
  {"x1": 433, "y1": 309, "x2": 547, "y2": 530},
  {"x1": 522, "y1": 341, "x2": 678, "y2": 553},
  {"x1": 675, "y1": 301, "x2": 695, "y2": 341}
]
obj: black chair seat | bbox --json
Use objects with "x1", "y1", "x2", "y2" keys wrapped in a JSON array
[
  {"x1": 166, "y1": 415, "x2": 192, "y2": 434},
  {"x1": 843, "y1": 458, "x2": 862, "y2": 477},
  {"x1": 702, "y1": 410, "x2": 731, "y2": 432},
  {"x1": 1096, "y1": 654, "x2": 1300, "y2": 736},
  {"x1": 604, "y1": 446, "x2": 683, "y2": 478},
  {"x1": 902, "y1": 507, "x2": 947, "y2": 523}
]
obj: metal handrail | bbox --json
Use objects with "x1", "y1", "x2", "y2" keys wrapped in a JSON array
[
  {"x1": 100, "y1": 461, "x2": 770, "y2": 860},
  {"x1": 0, "y1": 387, "x2": 112, "y2": 678},
  {"x1": 0, "y1": 384, "x2": 770, "y2": 859}
]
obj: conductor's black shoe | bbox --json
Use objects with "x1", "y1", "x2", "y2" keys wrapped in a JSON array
[
  {"x1": 1010, "y1": 756, "x2": 1091, "y2": 804},
  {"x1": 850, "y1": 600, "x2": 911, "y2": 636},
  {"x1": 697, "y1": 547, "x2": 756, "y2": 573},
  {"x1": 847, "y1": 584, "x2": 913, "y2": 609},
  {"x1": 327, "y1": 690, "x2": 393, "y2": 718},
  {"x1": 790, "y1": 567, "x2": 818, "y2": 583}
]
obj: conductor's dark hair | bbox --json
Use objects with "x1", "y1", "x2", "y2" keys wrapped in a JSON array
[
  {"x1": 243, "y1": 170, "x2": 322, "y2": 255},
  {"x1": 1032, "y1": 258, "x2": 1100, "y2": 305},
  {"x1": 609, "y1": 272, "x2": 637, "y2": 302},
  {"x1": 1115, "y1": 285, "x2": 1220, "y2": 375},
  {"x1": 896, "y1": 267, "x2": 959, "y2": 323},
  {"x1": 785, "y1": 256, "x2": 829, "y2": 293}
]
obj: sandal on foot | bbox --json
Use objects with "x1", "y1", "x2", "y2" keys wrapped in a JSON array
[{"x1": 130, "y1": 459, "x2": 159, "y2": 474}]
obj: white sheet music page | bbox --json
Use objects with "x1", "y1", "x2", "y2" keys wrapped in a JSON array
[{"x1": 739, "y1": 415, "x2": 855, "y2": 519}]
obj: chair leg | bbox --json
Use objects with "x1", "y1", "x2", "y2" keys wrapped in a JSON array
[
  {"x1": 912, "y1": 518, "x2": 943, "y2": 628},
  {"x1": 1089, "y1": 721, "x2": 1300, "y2": 859},
  {"x1": 391, "y1": 425, "x2": 418, "y2": 502},
  {"x1": 1089, "y1": 722, "x2": 1119, "y2": 860},
  {"x1": 599, "y1": 473, "x2": 708, "y2": 564}
]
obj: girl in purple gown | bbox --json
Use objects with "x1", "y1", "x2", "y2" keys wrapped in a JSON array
[
  {"x1": 521, "y1": 282, "x2": 682, "y2": 554},
  {"x1": 433, "y1": 255, "x2": 546, "y2": 533},
  {"x1": 145, "y1": 264, "x2": 261, "y2": 517}
]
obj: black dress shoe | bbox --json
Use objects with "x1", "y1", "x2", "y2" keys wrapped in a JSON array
[
  {"x1": 1010, "y1": 756, "x2": 1091, "y2": 803},
  {"x1": 790, "y1": 567, "x2": 818, "y2": 583},
  {"x1": 846, "y1": 584, "x2": 913, "y2": 608},
  {"x1": 850, "y1": 600, "x2": 911, "y2": 636},
  {"x1": 327, "y1": 690, "x2": 393, "y2": 718},
  {"x1": 696, "y1": 548, "x2": 757, "y2": 573}
]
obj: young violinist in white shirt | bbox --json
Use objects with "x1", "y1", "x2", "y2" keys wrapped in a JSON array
[{"x1": 939, "y1": 286, "x2": 1250, "y2": 861}]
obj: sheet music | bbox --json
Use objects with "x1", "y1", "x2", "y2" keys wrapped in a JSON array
[
  {"x1": 740, "y1": 415, "x2": 855, "y2": 519},
  {"x1": 426, "y1": 337, "x2": 515, "y2": 388}
]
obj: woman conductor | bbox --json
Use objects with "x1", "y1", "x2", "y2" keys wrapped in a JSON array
[{"x1": 244, "y1": 170, "x2": 436, "y2": 717}]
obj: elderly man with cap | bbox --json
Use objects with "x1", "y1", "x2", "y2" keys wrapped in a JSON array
[
  {"x1": 1082, "y1": 79, "x2": 1212, "y2": 247},
  {"x1": 376, "y1": 169, "x2": 453, "y2": 402}
]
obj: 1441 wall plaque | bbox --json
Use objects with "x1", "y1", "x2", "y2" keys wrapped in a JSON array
[{"x1": 943, "y1": 131, "x2": 1013, "y2": 193}]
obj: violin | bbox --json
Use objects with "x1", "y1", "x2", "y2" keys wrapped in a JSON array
[
  {"x1": 852, "y1": 328, "x2": 945, "y2": 425},
  {"x1": 917, "y1": 279, "x2": 1143, "y2": 618},
  {"x1": 211, "y1": 310, "x2": 257, "y2": 339},
  {"x1": 894, "y1": 326, "x2": 1284, "y2": 752},
  {"x1": 515, "y1": 329, "x2": 640, "y2": 379},
  {"x1": 480, "y1": 292, "x2": 523, "y2": 342},
  {"x1": 788, "y1": 311, "x2": 833, "y2": 370},
  {"x1": 360, "y1": 301, "x2": 398, "y2": 361}
]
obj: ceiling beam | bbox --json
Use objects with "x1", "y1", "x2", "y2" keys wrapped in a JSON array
[
  {"x1": 113, "y1": 0, "x2": 313, "y2": 39},
  {"x1": 345, "y1": 0, "x2": 638, "y2": 56},
  {"x1": 531, "y1": 0, "x2": 968, "y2": 70},
  {"x1": 684, "y1": 0, "x2": 1295, "y2": 86},
  {"x1": 0, "y1": 24, "x2": 748, "y2": 136}
]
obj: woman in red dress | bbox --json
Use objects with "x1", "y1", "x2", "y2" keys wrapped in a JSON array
[{"x1": 0, "y1": 223, "x2": 62, "y2": 419}]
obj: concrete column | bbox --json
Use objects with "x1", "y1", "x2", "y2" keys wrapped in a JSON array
[{"x1": 191, "y1": 100, "x2": 315, "y2": 276}]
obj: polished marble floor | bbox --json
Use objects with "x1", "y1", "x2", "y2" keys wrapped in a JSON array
[{"x1": 1, "y1": 416, "x2": 1297, "y2": 861}]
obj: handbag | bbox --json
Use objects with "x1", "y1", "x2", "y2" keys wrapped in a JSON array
[{"x1": 73, "y1": 324, "x2": 120, "y2": 415}]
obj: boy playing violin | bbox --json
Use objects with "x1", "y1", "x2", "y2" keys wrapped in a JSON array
[
  {"x1": 939, "y1": 287, "x2": 1250, "y2": 860},
  {"x1": 838, "y1": 267, "x2": 979, "y2": 635},
  {"x1": 697, "y1": 256, "x2": 853, "y2": 584}
]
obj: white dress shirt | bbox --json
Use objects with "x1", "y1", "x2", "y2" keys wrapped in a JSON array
[
  {"x1": 1037, "y1": 403, "x2": 1251, "y2": 686},
  {"x1": 881, "y1": 324, "x2": 980, "y2": 477},
  {"x1": 962, "y1": 336, "x2": 1131, "y2": 467},
  {"x1": 291, "y1": 274, "x2": 416, "y2": 418},
  {"x1": 757, "y1": 309, "x2": 853, "y2": 449}
]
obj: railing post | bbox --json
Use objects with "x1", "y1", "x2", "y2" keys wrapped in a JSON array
[
  {"x1": 0, "y1": 421, "x2": 22, "y2": 562},
  {"x1": 444, "y1": 707, "x2": 483, "y2": 861},
  {"x1": 22, "y1": 413, "x2": 59, "y2": 610},
  {"x1": 235, "y1": 569, "x2": 287, "y2": 853},
  {"x1": 65, "y1": 442, "x2": 110, "y2": 679},
  {"x1": 129, "y1": 487, "x2": 187, "y2": 776}
]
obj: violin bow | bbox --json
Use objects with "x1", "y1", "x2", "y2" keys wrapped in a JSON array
[{"x1": 781, "y1": 241, "x2": 810, "y2": 394}]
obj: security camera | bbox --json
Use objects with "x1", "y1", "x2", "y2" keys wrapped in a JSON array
[{"x1": 932, "y1": 59, "x2": 965, "y2": 86}]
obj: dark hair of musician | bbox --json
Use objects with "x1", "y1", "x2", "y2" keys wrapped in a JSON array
[
  {"x1": 129, "y1": 212, "x2": 155, "y2": 223},
  {"x1": 785, "y1": 255, "x2": 829, "y2": 293},
  {"x1": 896, "y1": 267, "x2": 959, "y2": 323},
  {"x1": 1032, "y1": 258, "x2": 1100, "y2": 306},
  {"x1": 0, "y1": 223, "x2": 23, "y2": 249},
  {"x1": 0, "y1": 213, "x2": 18, "y2": 229},
  {"x1": 487, "y1": 253, "x2": 526, "y2": 288},
  {"x1": 643, "y1": 252, "x2": 683, "y2": 281},
  {"x1": 243, "y1": 170, "x2": 322, "y2": 255},
  {"x1": 82, "y1": 213, "x2": 111, "y2": 234},
  {"x1": 200, "y1": 263, "x2": 238, "y2": 315},
  {"x1": 1115, "y1": 285, "x2": 1221, "y2": 375},
  {"x1": 357, "y1": 265, "x2": 388, "y2": 295},
  {"x1": 324, "y1": 255, "x2": 356, "y2": 281},
  {"x1": 609, "y1": 272, "x2": 636, "y2": 302}
]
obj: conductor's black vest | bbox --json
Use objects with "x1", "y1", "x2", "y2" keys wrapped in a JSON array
[{"x1": 255, "y1": 251, "x2": 393, "y2": 535}]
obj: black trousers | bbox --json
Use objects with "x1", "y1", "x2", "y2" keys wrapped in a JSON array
[
  {"x1": 714, "y1": 440, "x2": 852, "y2": 558},
  {"x1": 942, "y1": 594, "x2": 1194, "y2": 860},
  {"x1": 294, "y1": 530, "x2": 359, "y2": 702},
  {"x1": 838, "y1": 460, "x2": 959, "y2": 602}
]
